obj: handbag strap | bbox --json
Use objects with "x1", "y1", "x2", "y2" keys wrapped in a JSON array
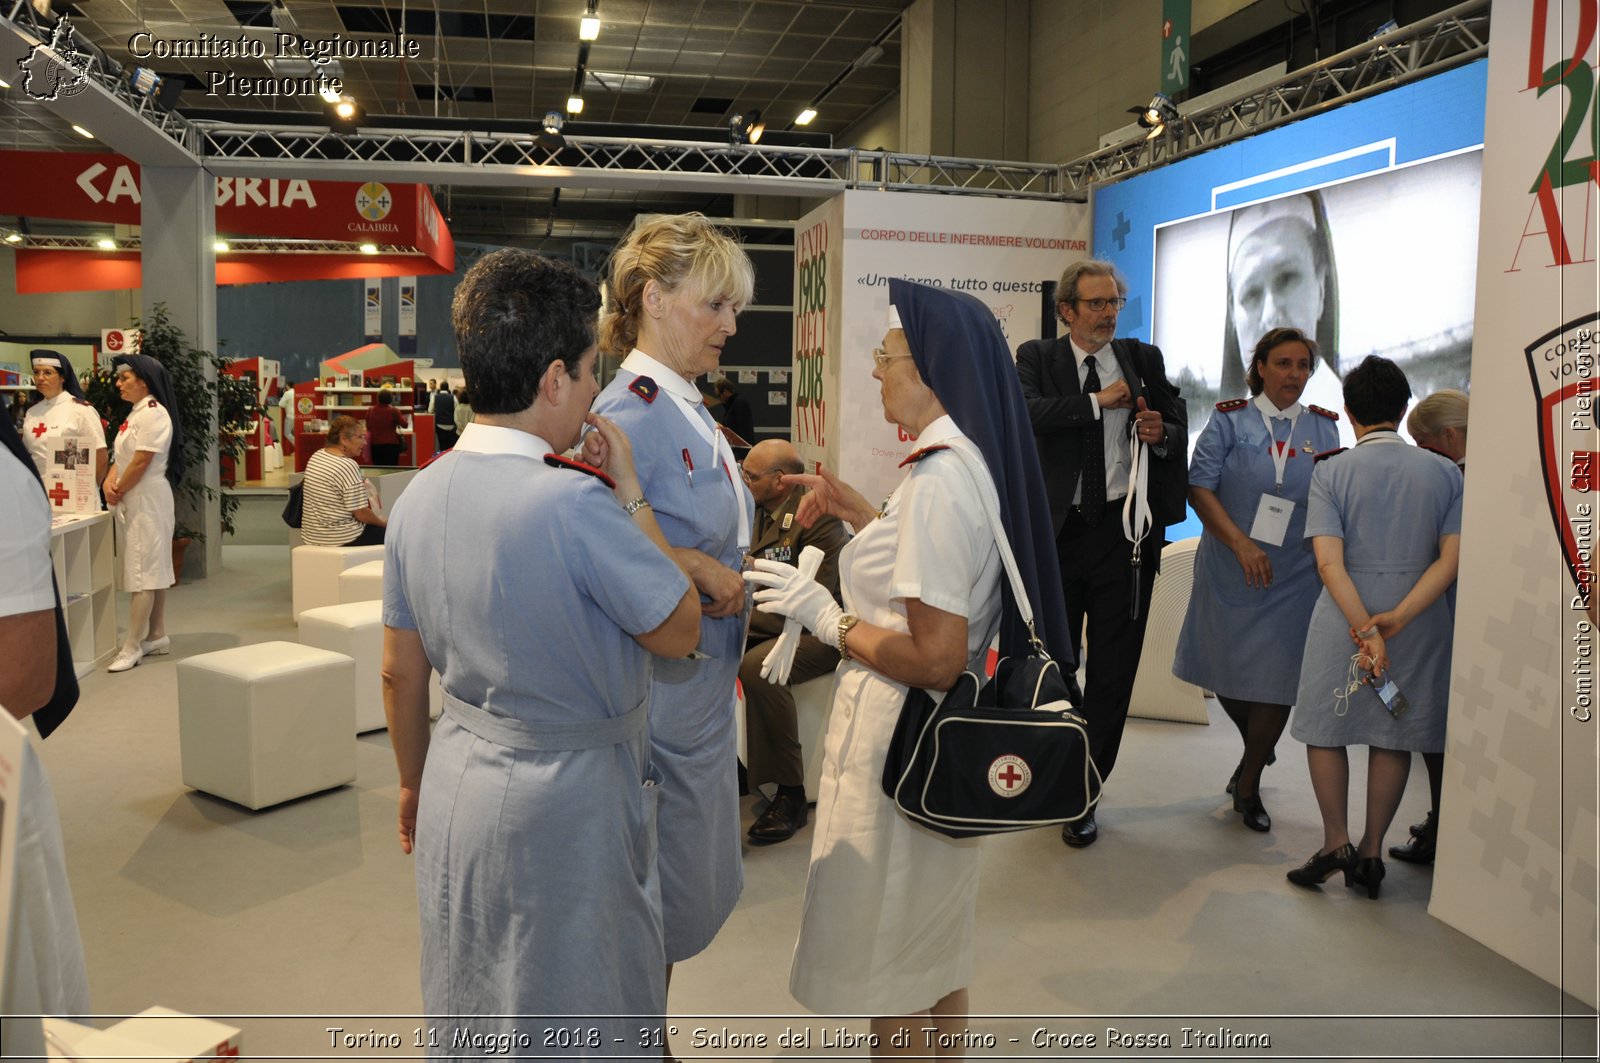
[{"x1": 938, "y1": 439, "x2": 1048, "y2": 657}]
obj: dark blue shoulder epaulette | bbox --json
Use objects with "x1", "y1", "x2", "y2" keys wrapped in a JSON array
[
  {"x1": 627, "y1": 376, "x2": 659, "y2": 404},
  {"x1": 544, "y1": 453, "x2": 617, "y2": 489},
  {"x1": 1214, "y1": 398, "x2": 1249, "y2": 413},
  {"x1": 1313, "y1": 447, "x2": 1348, "y2": 464},
  {"x1": 898, "y1": 443, "x2": 951, "y2": 468},
  {"x1": 1308, "y1": 404, "x2": 1339, "y2": 420}
]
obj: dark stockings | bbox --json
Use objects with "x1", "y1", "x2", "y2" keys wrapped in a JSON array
[{"x1": 1217, "y1": 696, "x2": 1290, "y2": 799}]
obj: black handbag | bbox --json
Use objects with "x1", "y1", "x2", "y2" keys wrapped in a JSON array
[
  {"x1": 880, "y1": 445, "x2": 1101, "y2": 838},
  {"x1": 281, "y1": 481, "x2": 304, "y2": 528}
]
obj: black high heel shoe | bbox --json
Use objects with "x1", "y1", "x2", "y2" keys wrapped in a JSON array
[
  {"x1": 1225, "y1": 750, "x2": 1278, "y2": 795},
  {"x1": 1232, "y1": 792, "x2": 1271, "y2": 832},
  {"x1": 1350, "y1": 857, "x2": 1386, "y2": 899},
  {"x1": 1286, "y1": 843, "x2": 1356, "y2": 888}
]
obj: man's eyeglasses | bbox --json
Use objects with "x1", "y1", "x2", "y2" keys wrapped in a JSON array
[
  {"x1": 1076, "y1": 297, "x2": 1127, "y2": 312},
  {"x1": 871, "y1": 347, "x2": 914, "y2": 371},
  {"x1": 740, "y1": 464, "x2": 780, "y2": 484}
]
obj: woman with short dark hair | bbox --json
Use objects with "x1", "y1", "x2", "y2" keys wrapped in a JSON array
[
  {"x1": 1285, "y1": 355, "x2": 1462, "y2": 899},
  {"x1": 365, "y1": 388, "x2": 410, "y2": 466}
]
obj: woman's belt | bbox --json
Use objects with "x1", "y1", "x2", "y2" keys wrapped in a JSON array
[
  {"x1": 1342, "y1": 558, "x2": 1432, "y2": 575},
  {"x1": 443, "y1": 692, "x2": 647, "y2": 752}
]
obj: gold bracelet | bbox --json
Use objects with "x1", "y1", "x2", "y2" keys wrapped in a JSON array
[
  {"x1": 623, "y1": 496, "x2": 650, "y2": 516},
  {"x1": 837, "y1": 613, "x2": 860, "y2": 659}
]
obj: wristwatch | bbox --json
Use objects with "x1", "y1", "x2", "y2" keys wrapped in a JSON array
[
  {"x1": 623, "y1": 496, "x2": 651, "y2": 516},
  {"x1": 837, "y1": 613, "x2": 861, "y2": 659}
]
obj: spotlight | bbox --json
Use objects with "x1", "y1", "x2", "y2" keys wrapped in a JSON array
[
  {"x1": 795, "y1": 107, "x2": 817, "y2": 126},
  {"x1": 359, "y1": 243, "x2": 379, "y2": 255},
  {"x1": 320, "y1": 85, "x2": 343, "y2": 103},
  {"x1": 567, "y1": 94, "x2": 584, "y2": 114},
  {"x1": 213, "y1": 240, "x2": 229, "y2": 253},
  {"x1": 579, "y1": 0, "x2": 601, "y2": 42},
  {"x1": 327, "y1": 95, "x2": 365, "y2": 133},
  {"x1": 729, "y1": 109, "x2": 765, "y2": 146},
  {"x1": 5, "y1": 232, "x2": 21, "y2": 244},
  {"x1": 72, "y1": 124, "x2": 95, "y2": 139},
  {"x1": 0, "y1": 76, "x2": 9, "y2": 89},
  {"x1": 128, "y1": 67, "x2": 185, "y2": 113},
  {"x1": 1136, "y1": 93, "x2": 1173, "y2": 130},
  {"x1": 537, "y1": 110, "x2": 567, "y2": 152},
  {"x1": 97, "y1": 238, "x2": 116, "y2": 250}
]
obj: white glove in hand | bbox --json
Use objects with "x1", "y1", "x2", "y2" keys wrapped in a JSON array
[
  {"x1": 743, "y1": 557, "x2": 844, "y2": 641},
  {"x1": 759, "y1": 545, "x2": 824, "y2": 685}
]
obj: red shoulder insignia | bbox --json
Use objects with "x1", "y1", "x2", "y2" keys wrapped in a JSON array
[
  {"x1": 1313, "y1": 447, "x2": 1348, "y2": 464},
  {"x1": 419, "y1": 448, "x2": 453, "y2": 470},
  {"x1": 628, "y1": 376, "x2": 659, "y2": 404},
  {"x1": 1214, "y1": 398, "x2": 1249, "y2": 412},
  {"x1": 898, "y1": 443, "x2": 951, "y2": 468},
  {"x1": 1308, "y1": 404, "x2": 1339, "y2": 420},
  {"x1": 543, "y1": 453, "x2": 617, "y2": 489}
]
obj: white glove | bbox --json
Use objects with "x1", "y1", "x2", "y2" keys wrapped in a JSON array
[
  {"x1": 743, "y1": 557, "x2": 844, "y2": 642},
  {"x1": 759, "y1": 546, "x2": 824, "y2": 685}
]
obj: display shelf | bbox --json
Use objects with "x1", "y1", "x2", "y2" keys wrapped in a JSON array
[
  {"x1": 316, "y1": 386, "x2": 388, "y2": 393},
  {"x1": 49, "y1": 512, "x2": 115, "y2": 675},
  {"x1": 0, "y1": 383, "x2": 37, "y2": 390}
]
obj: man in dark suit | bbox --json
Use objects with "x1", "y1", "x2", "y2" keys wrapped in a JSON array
[{"x1": 1016, "y1": 259, "x2": 1188, "y2": 848}]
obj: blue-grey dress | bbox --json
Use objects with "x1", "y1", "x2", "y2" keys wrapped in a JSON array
[
  {"x1": 593, "y1": 368, "x2": 754, "y2": 964},
  {"x1": 383, "y1": 425, "x2": 690, "y2": 1053},
  {"x1": 1290, "y1": 434, "x2": 1463, "y2": 751},
  {"x1": 1173, "y1": 399, "x2": 1341, "y2": 702}
]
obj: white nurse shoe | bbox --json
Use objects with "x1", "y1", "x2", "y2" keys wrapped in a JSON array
[{"x1": 107, "y1": 649, "x2": 143, "y2": 673}]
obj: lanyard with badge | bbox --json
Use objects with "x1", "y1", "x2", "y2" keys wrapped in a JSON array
[{"x1": 1248, "y1": 402, "x2": 1300, "y2": 548}]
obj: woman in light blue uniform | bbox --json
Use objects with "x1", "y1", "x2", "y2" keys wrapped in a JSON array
[
  {"x1": 1286, "y1": 355, "x2": 1462, "y2": 900},
  {"x1": 1174, "y1": 327, "x2": 1341, "y2": 832},
  {"x1": 382, "y1": 250, "x2": 699, "y2": 1055},
  {"x1": 591, "y1": 215, "x2": 756, "y2": 989}
]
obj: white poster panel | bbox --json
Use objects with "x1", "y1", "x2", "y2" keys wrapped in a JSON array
[
  {"x1": 817, "y1": 189, "x2": 1090, "y2": 511},
  {"x1": 792, "y1": 197, "x2": 845, "y2": 479},
  {"x1": 363, "y1": 279, "x2": 381, "y2": 339},
  {"x1": 1431, "y1": 0, "x2": 1599, "y2": 1007},
  {"x1": 398, "y1": 277, "x2": 417, "y2": 337}
]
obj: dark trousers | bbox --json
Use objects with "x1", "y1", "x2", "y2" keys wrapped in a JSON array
[
  {"x1": 434, "y1": 427, "x2": 458, "y2": 453},
  {"x1": 739, "y1": 633, "x2": 840, "y2": 791},
  {"x1": 371, "y1": 443, "x2": 402, "y2": 466},
  {"x1": 346, "y1": 522, "x2": 386, "y2": 547},
  {"x1": 1056, "y1": 508, "x2": 1160, "y2": 783}
]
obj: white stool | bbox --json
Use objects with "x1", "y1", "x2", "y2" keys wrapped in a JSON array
[
  {"x1": 793, "y1": 672, "x2": 836, "y2": 798},
  {"x1": 291, "y1": 544, "x2": 384, "y2": 621},
  {"x1": 338, "y1": 559, "x2": 385, "y2": 604},
  {"x1": 1128, "y1": 537, "x2": 1208, "y2": 724},
  {"x1": 177, "y1": 641, "x2": 356, "y2": 810},
  {"x1": 299, "y1": 600, "x2": 444, "y2": 732}
]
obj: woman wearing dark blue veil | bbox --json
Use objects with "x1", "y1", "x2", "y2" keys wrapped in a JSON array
[{"x1": 746, "y1": 279, "x2": 1069, "y2": 1040}]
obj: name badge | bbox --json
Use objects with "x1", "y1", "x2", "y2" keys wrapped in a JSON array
[{"x1": 1250, "y1": 493, "x2": 1295, "y2": 547}]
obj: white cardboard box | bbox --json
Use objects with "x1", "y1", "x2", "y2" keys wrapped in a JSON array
[{"x1": 45, "y1": 1007, "x2": 242, "y2": 1061}]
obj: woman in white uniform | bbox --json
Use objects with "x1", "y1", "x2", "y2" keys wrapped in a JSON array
[
  {"x1": 102, "y1": 354, "x2": 184, "y2": 673},
  {"x1": 746, "y1": 279, "x2": 1071, "y2": 1046},
  {"x1": 21, "y1": 349, "x2": 105, "y2": 486}
]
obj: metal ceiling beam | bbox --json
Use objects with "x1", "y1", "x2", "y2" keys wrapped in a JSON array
[{"x1": 1060, "y1": 0, "x2": 1490, "y2": 194}]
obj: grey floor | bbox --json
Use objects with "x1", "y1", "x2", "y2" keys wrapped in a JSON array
[{"x1": 30, "y1": 534, "x2": 1597, "y2": 1061}]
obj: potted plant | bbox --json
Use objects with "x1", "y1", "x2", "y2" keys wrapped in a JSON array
[{"x1": 84, "y1": 305, "x2": 259, "y2": 576}]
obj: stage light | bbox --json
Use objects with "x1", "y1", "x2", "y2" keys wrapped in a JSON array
[
  {"x1": 214, "y1": 240, "x2": 230, "y2": 253},
  {"x1": 97, "y1": 238, "x2": 116, "y2": 250},
  {"x1": 1136, "y1": 93, "x2": 1172, "y2": 129},
  {"x1": 729, "y1": 109, "x2": 765, "y2": 146},
  {"x1": 0, "y1": 76, "x2": 11, "y2": 89},
  {"x1": 72, "y1": 124, "x2": 95, "y2": 139},
  {"x1": 320, "y1": 85, "x2": 343, "y2": 103},
  {"x1": 538, "y1": 110, "x2": 567, "y2": 152},
  {"x1": 359, "y1": 243, "x2": 379, "y2": 255},
  {"x1": 579, "y1": 1, "x2": 601, "y2": 42},
  {"x1": 5, "y1": 232, "x2": 23, "y2": 244},
  {"x1": 567, "y1": 94, "x2": 584, "y2": 114},
  {"x1": 328, "y1": 95, "x2": 365, "y2": 134},
  {"x1": 795, "y1": 107, "x2": 817, "y2": 126}
]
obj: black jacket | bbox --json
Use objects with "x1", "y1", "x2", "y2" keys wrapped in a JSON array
[{"x1": 1015, "y1": 335, "x2": 1189, "y2": 537}]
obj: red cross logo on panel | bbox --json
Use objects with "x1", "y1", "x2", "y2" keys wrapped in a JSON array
[{"x1": 47, "y1": 483, "x2": 70, "y2": 507}]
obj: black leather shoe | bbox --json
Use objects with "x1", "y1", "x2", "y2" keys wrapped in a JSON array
[
  {"x1": 1286, "y1": 843, "x2": 1356, "y2": 888},
  {"x1": 747, "y1": 791, "x2": 808, "y2": 845},
  {"x1": 1233, "y1": 792, "x2": 1271, "y2": 832},
  {"x1": 1061, "y1": 810, "x2": 1098, "y2": 848},
  {"x1": 1225, "y1": 751, "x2": 1277, "y2": 795},
  {"x1": 1390, "y1": 810, "x2": 1437, "y2": 864},
  {"x1": 1350, "y1": 856, "x2": 1386, "y2": 899}
]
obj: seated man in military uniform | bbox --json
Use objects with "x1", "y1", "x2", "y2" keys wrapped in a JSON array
[{"x1": 738, "y1": 439, "x2": 850, "y2": 845}]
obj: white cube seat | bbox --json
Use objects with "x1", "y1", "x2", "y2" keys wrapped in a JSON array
[
  {"x1": 177, "y1": 641, "x2": 356, "y2": 810},
  {"x1": 291, "y1": 544, "x2": 384, "y2": 621},
  {"x1": 299, "y1": 600, "x2": 443, "y2": 732},
  {"x1": 338, "y1": 559, "x2": 386, "y2": 604}
]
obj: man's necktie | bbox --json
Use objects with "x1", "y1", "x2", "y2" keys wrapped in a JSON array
[{"x1": 1080, "y1": 355, "x2": 1106, "y2": 526}]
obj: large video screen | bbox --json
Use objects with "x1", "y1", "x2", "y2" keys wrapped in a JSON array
[{"x1": 1152, "y1": 148, "x2": 1482, "y2": 441}]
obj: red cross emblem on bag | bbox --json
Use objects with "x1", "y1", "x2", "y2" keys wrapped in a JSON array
[{"x1": 987, "y1": 755, "x2": 1032, "y2": 798}]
